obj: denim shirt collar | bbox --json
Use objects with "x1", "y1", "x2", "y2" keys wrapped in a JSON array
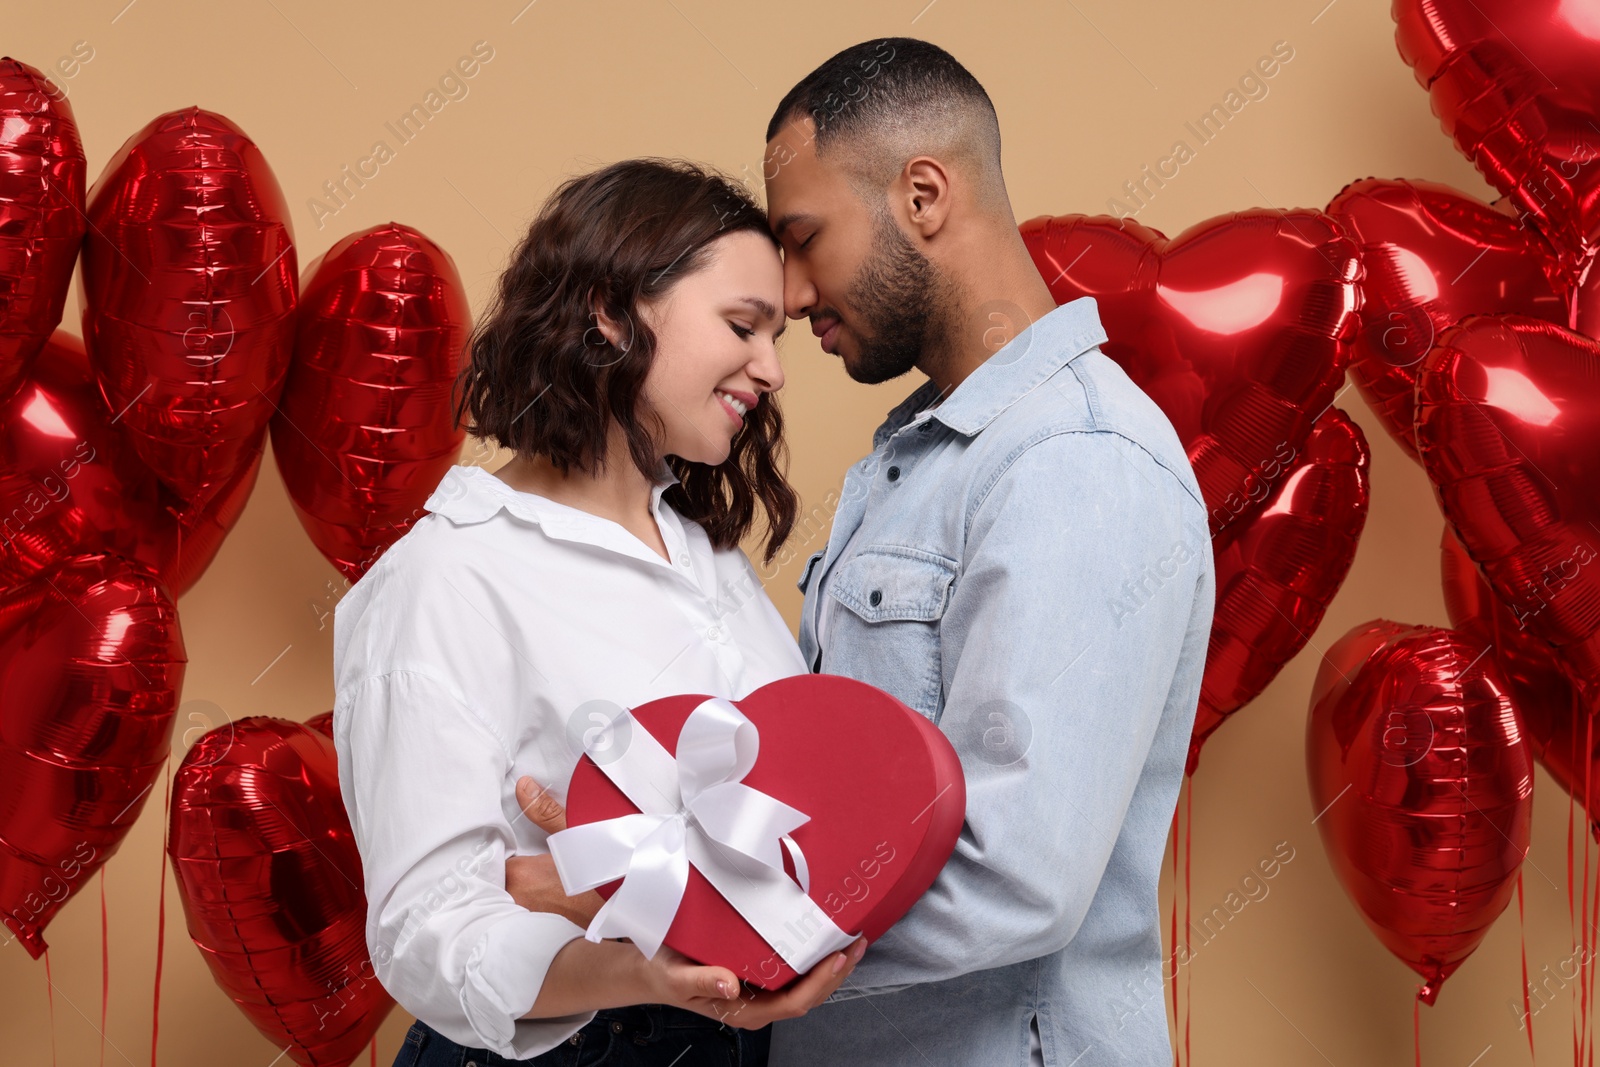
[{"x1": 871, "y1": 296, "x2": 1108, "y2": 449}]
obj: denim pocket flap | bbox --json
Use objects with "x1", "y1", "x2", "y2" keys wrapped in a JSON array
[{"x1": 827, "y1": 546, "x2": 957, "y2": 623}]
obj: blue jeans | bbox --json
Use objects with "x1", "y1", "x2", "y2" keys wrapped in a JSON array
[{"x1": 394, "y1": 1006, "x2": 770, "y2": 1067}]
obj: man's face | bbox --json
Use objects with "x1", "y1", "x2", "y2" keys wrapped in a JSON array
[{"x1": 765, "y1": 117, "x2": 940, "y2": 385}]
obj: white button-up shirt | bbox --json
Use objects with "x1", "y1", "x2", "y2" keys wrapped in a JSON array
[{"x1": 332, "y1": 461, "x2": 808, "y2": 1059}]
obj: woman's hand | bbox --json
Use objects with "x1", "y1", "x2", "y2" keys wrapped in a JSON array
[
  {"x1": 504, "y1": 776, "x2": 604, "y2": 927},
  {"x1": 512, "y1": 774, "x2": 872, "y2": 1026}
]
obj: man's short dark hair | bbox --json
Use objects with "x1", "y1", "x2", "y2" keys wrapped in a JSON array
[{"x1": 765, "y1": 38, "x2": 1006, "y2": 209}]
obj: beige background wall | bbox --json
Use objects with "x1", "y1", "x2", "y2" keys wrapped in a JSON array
[{"x1": 2, "y1": 1, "x2": 1570, "y2": 1064}]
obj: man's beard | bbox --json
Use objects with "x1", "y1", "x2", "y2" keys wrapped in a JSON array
[{"x1": 838, "y1": 210, "x2": 949, "y2": 386}]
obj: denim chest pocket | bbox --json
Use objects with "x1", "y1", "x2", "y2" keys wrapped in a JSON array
[{"x1": 825, "y1": 546, "x2": 958, "y2": 719}]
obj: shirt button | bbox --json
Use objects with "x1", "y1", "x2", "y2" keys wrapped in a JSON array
[
  {"x1": 568, "y1": 1034, "x2": 581, "y2": 1045},
  {"x1": 678, "y1": 554, "x2": 691, "y2": 568},
  {"x1": 707, "y1": 625, "x2": 723, "y2": 641},
  {"x1": 611, "y1": 1021, "x2": 625, "y2": 1033},
  {"x1": 886, "y1": 466, "x2": 900, "y2": 481}
]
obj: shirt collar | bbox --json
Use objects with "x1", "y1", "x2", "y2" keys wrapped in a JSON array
[
  {"x1": 425, "y1": 458, "x2": 681, "y2": 528},
  {"x1": 871, "y1": 296, "x2": 1108, "y2": 449}
]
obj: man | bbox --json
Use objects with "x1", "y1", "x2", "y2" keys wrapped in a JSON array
[{"x1": 756, "y1": 38, "x2": 1215, "y2": 1066}]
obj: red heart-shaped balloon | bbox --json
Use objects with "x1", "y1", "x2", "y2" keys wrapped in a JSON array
[
  {"x1": 169, "y1": 711, "x2": 394, "y2": 1067},
  {"x1": 0, "y1": 59, "x2": 86, "y2": 406},
  {"x1": 1188, "y1": 406, "x2": 1370, "y2": 774},
  {"x1": 1307, "y1": 619, "x2": 1533, "y2": 1004},
  {"x1": 1395, "y1": 0, "x2": 1600, "y2": 271},
  {"x1": 273, "y1": 223, "x2": 470, "y2": 582},
  {"x1": 0, "y1": 553, "x2": 185, "y2": 958},
  {"x1": 1441, "y1": 524, "x2": 1595, "y2": 835},
  {"x1": 1326, "y1": 178, "x2": 1572, "y2": 459},
  {"x1": 1, "y1": 330, "x2": 259, "y2": 598},
  {"x1": 1416, "y1": 314, "x2": 1600, "y2": 695},
  {"x1": 79, "y1": 107, "x2": 297, "y2": 520},
  {"x1": 564, "y1": 673, "x2": 965, "y2": 990},
  {"x1": 1020, "y1": 209, "x2": 1360, "y2": 539}
]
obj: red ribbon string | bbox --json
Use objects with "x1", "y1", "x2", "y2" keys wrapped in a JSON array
[
  {"x1": 101, "y1": 868, "x2": 109, "y2": 1067},
  {"x1": 151, "y1": 758, "x2": 170, "y2": 1067},
  {"x1": 1517, "y1": 871, "x2": 1535, "y2": 1061},
  {"x1": 1414, "y1": 992, "x2": 1422, "y2": 1067},
  {"x1": 1169, "y1": 803, "x2": 1180, "y2": 1067},
  {"x1": 1183, "y1": 776, "x2": 1193, "y2": 1067},
  {"x1": 43, "y1": 946, "x2": 57, "y2": 1067}
]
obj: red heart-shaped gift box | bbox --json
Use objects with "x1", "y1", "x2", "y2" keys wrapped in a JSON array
[{"x1": 561, "y1": 673, "x2": 966, "y2": 989}]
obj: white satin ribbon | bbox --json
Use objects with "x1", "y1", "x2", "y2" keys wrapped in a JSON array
[{"x1": 546, "y1": 697, "x2": 857, "y2": 973}]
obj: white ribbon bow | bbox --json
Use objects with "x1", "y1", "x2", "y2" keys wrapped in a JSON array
[{"x1": 546, "y1": 697, "x2": 856, "y2": 972}]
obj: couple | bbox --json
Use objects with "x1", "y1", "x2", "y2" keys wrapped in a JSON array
[{"x1": 332, "y1": 36, "x2": 1215, "y2": 1067}]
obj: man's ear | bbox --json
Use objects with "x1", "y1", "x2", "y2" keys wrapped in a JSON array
[{"x1": 900, "y1": 156, "x2": 953, "y2": 239}]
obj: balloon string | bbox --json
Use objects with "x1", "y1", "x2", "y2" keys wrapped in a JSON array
[
  {"x1": 1169, "y1": 802, "x2": 1180, "y2": 1067},
  {"x1": 1570, "y1": 717, "x2": 1580, "y2": 1067},
  {"x1": 1580, "y1": 831, "x2": 1593, "y2": 1067},
  {"x1": 152, "y1": 758, "x2": 170, "y2": 1067},
  {"x1": 1414, "y1": 993, "x2": 1421, "y2": 1067},
  {"x1": 100, "y1": 868, "x2": 108, "y2": 1067},
  {"x1": 1518, "y1": 871, "x2": 1535, "y2": 1061},
  {"x1": 44, "y1": 947, "x2": 57, "y2": 1067},
  {"x1": 1183, "y1": 775, "x2": 1192, "y2": 1067},
  {"x1": 1584, "y1": 711, "x2": 1596, "y2": 1067}
]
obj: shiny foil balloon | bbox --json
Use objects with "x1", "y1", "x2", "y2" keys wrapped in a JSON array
[
  {"x1": 1188, "y1": 407, "x2": 1370, "y2": 774},
  {"x1": 1020, "y1": 210, "x2": 1360, "y2": 539},
  {"x1": 0, "y1": 59, "x2": 86, "y2": 406},
  {"x1": 1395, "y1": 0, "x2": 1600, "y2": 272},
  {"x1": 1, "y1": 330, "x2": 259, "y2": 597},
  {"x1": 170, "y1": 711, "x2": 393, "y2": 1067},
  {"x1": 1442, "y1": 524, "x2": 1595, "y2": 835},
  {"x1": 1307, "y1": 619, "x2": 1533, "y2": 1003},
  {"x1": 1416, "y1": 315, "x2": 1600, "y2": 695},
  {"x1": 273, "y1": 223, "x2": 469, "y2": 582},
  {"x1": 79, "y1": 107, "x2": 297, "y2": 521},
  {"x1": 1326, "y1": 178, "x2": 1571, "y2": 460},
  {"x1": 0, "y1": 553, "x2": 185, "y2": 958}
]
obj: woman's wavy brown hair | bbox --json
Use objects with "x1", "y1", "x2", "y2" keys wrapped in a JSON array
[{"x1": 452, "y1": 158, "x2": 798, "y2": 564}]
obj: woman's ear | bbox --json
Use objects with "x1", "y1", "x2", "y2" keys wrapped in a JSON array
[{"x1": 585, "y1": 288, "x2": 632, "y2": 352}]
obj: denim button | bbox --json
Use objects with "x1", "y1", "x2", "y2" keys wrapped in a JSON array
[
  {"x1": 869, "y1": 590, "x2": 882, "y2": 606},
  {"x1": 886, "y1": 466, "x2": 900, "y2": 481},
  {"x1": 611, "y1": 1020, "x2": 625, "y2": 1033}
]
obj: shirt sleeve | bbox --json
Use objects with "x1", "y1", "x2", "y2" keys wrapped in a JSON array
[
  {"x1": 833, "y1": 429, "x2": 1213, "y2": 997},
  {"x1": 334, "y1": 668, "x2": 596, "y2": 1058}
]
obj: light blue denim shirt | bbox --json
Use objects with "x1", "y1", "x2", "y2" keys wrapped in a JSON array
[{"x1": 769, "y1": 297, "x2": 1215, "y2": 1067}]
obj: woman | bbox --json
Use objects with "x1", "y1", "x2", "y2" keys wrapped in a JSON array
[{"x1": 331, "y1": 158, "x2": 866, "y2": 1067}]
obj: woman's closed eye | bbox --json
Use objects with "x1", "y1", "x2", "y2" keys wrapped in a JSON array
[{"x1": 729, "y1": 321, "x2": 756, "y2": 340}]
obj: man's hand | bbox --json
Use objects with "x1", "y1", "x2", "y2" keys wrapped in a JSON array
[
  {"x1": 690, "y1": 937, "x2": 869, "y2": 1029},
  {"x1": 505, "y1": 775, "x2": 604, "y2": 928}
]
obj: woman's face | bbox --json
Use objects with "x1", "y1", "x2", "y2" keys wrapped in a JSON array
[{"x1": 633, "y1": 230, "x2": 787, "y2": 466}]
